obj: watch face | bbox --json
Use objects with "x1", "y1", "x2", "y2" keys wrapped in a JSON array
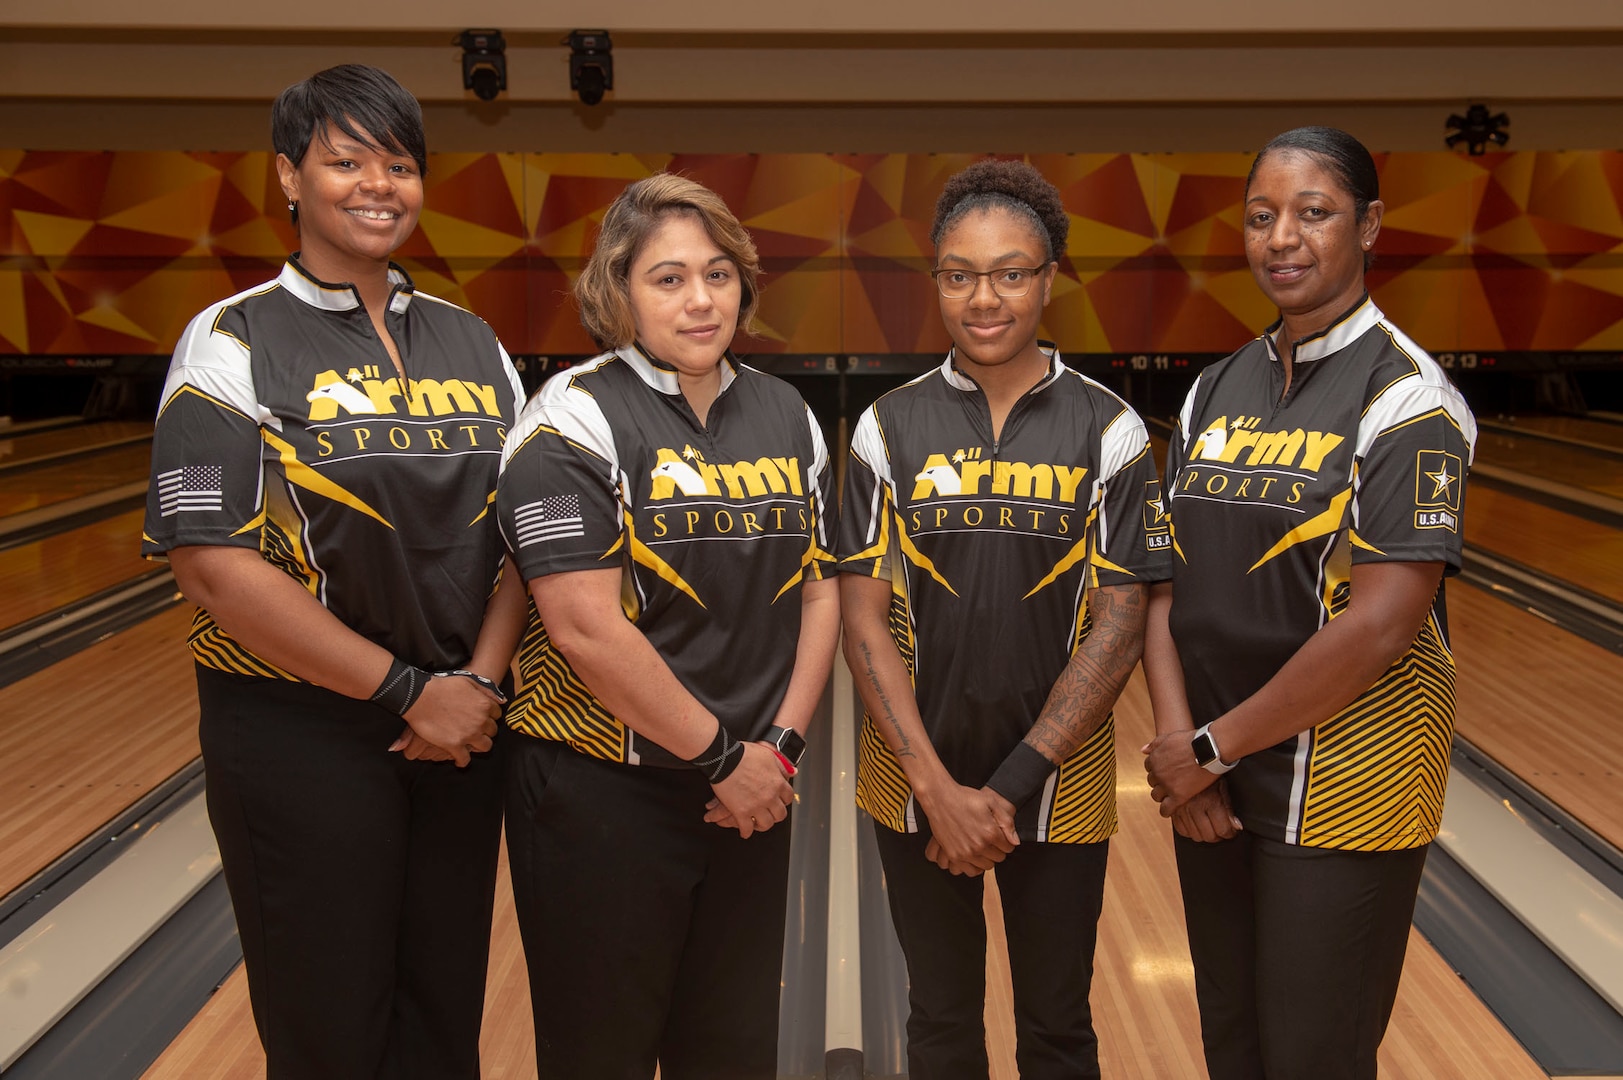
[
  {"x1": 1191, "y1": 732, "x2": 1217, "y2": 767},
  {"x1": 775, "y1": 728, "x2": 807, "y2": 764}
]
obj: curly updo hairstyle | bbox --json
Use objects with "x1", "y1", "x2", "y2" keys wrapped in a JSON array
[{"x1": 929, "y1": 159, "x2": 1068, "y2": 264}]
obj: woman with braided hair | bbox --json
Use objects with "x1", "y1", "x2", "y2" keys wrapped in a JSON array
[{"x1": 838, "y1": 159, "x2": 1172, "y2": 1078}]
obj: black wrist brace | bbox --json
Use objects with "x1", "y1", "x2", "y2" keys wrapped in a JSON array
[
  {"x1": 370, "y1": 657, "x2": 431, "y2": 716},
  {"x1": 985, "y1": 742, "x2": 1055, "y2": 810},
  {"x1": 689, "y1": 724, "x2": 745, "y2": 784}
]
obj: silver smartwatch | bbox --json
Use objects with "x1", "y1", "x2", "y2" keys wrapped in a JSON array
[{"x1": 1190, "y1": 723, "x2": 1236, "y2": 775}]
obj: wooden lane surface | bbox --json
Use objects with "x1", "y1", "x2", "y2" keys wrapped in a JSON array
[
  {"x1": 1, "y1": 508, "x2": 152, "y2": 630},
  {"x1": 980, "y1": 673, "x2": 1546, "y2": 1080},
  {"x1": 1474, "y1": 429, "x2": 1623, "y2": 499},
  {"x1": 1465, "y1": 484, "x2": 1623, "y2": 603},
  {"x1": 1495, "y1": 415, "x2": 1623, "y2": 451},
  {"x1": 1452, "y1": 579, "x2": 1623, "y2": 852},
  {"x1": 0, "y1": 444, "x2": 151, "y2": 517},
  {"x1": 0, "y1": 421, "x2": 151, "y2": 467},
  {"x1": 0, "y1": 605, "x2": 199, "y2": 899},
  {"x1": 145, "y1": 672, "x2": 1546, "y2": 1080},
  {"x1": 143, "y1": 835, "x2": 543, "y2": 1080}
]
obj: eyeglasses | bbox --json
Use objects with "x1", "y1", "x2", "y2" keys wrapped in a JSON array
[{"x1": 929, "y1": 266, "x2": 1045, "y2": 299}]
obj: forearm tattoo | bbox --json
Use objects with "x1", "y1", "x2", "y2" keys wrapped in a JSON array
[
  {"x1": 857, "y1": 639, "x2": 916, "y2": 759},
  {"x1": 1026, "y1": 585, "x2": 1149, "y2": 763}
]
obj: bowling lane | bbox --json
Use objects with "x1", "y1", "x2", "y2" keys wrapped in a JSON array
[
  {"x1": 0, "y1": 421, "x2": 152, "y2": 469},
  {"x1": 1465, "y1": 485, "x2": 1623, "y2": 603},
  {"x1": 1490, "y1": 415, "x2": 1623, "y2": 452},
  {"x1": 0, "y1": 445, "x2": 151, "y2": 518},
  {"x1": 0, "y1": 509, "x2": 153, "y2": 631},
  {"x1": 141, "y1": 670, "x2": 1552, "y2": 1080},
  {"x1": 1450, "y1": 578, "x2": 1623, "y2": 853},
  {"x1": 1473, "y1": 429, "x2": 1623, "y2": 500},
  {"x1": 0, "y1": 605, "x2": 198, "y2": 900}
]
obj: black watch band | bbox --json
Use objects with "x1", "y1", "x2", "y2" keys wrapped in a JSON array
[{"x1": 765, "y1": 725, "x2": 807, "y2": 768}]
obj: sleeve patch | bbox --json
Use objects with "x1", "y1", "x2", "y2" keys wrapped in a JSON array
[
  {"x1": 1143, "y1": 479, "x2": 1172, "y2": 551},
  {"x1": 1413, "y1": 449, "x2": 1463, "y2": 532},
  {"x1": 156, "y1": 465, "x2": 224, "y2": 516},
  {"x1": 513, "y1": 495, "x2": 587, "y2": 547}
]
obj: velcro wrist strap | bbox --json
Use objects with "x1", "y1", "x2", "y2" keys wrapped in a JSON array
[
  {"x1": 984, "y1": 742, "x2": 1055, "y2": 810},
  {"x1": 688, "y1": 724, "x2": 745, "y2": 784},
  {"x1": 370, "y1": 657, "x2": 431, "y2": 716}
]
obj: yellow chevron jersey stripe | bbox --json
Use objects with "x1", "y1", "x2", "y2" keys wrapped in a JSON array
[
  {"x1": 503, "y1": 597, "x2": 629, "y2": 761},
  {"x1": 840, "y1": 349, "x2": 1170, "y2": 843},
  {"x1": 498, "y1": 346, "x2": 838, "y2": 761},
  {"x1": 1294, "y1": 613, "x2": 1455, "y2": 850},
  {"x1": 143, "y1": 258, "x2": 524, "y2": 676},
  {"x1": 1164, "y1": 297, "x2": 1476, "y2": 849}
]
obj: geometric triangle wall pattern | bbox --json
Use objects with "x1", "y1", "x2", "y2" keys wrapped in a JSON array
[{"x1": 3, "y1": 149, "x2": 1621, "y2": 357}]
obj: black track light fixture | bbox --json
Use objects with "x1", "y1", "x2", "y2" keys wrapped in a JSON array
[
  {"x1": 460, "y1": 29, "x2": 508, "y2": 102},
  {"x1": 568, "y1": 30, "x2": 613, "y2": 106}
]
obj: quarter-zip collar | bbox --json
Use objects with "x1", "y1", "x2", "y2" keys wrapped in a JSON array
[
  {"x1": 939, "y1": 340, "x2": 1066, "y2": 395},
  {"x1": 283, "y1": 254, "x2": 416, "y2": 316},
  {"x1": 1262, "y1": 294, "x2": 1378, "y2": 366},
  {"x1": 621, "y1": 341, "x2": 739, "y2": 399}
]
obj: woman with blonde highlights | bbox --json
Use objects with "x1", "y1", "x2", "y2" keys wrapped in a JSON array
[{"x1": 496, "y1": 172, "x2": 840, "y2": 1079}]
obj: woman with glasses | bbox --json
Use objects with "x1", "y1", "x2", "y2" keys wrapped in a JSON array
[
  {"x1": 495, "y1": 172, "x2": 840, "y2": 1079},
  {"x1": 1142, "y1": 126, "x2": 1476, "y2": 1079},
  {"x1": 838, "y1": 159, "x2": 1171, "y2": 1078}
]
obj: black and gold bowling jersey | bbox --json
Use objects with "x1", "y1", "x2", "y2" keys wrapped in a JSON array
[
  {"x1": 839, "y1": 348, "x2": 1170, "y2": 843},
  {"x1": 1165, "y1": 297, "x2": 1477, "y2": 851},
  {"x1": 496, "y1": 344, "x2": 837, "y2": 767},
  {"x1": 141, "y1": 257, "x2": 524, "y2": 675}
]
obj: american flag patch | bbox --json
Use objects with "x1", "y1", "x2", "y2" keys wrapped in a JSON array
[
  {"x1": 157, "y1": 465, "x2": 223, "y2": 517},
  {"x1": 515, "y1": 495, "x2": 585, "y2": 547}
]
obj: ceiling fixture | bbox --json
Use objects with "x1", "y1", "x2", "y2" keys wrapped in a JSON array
[{"x1": 1445, "y1": 104, "x2": 1509, "y2": 155}]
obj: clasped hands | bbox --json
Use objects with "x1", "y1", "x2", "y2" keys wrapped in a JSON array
[
  {"x1": 390, "y1": 671, "x2": 505, "y2": 767},
  {"x1": 921, "y1": 783, "x2": 1020, "y2": 876},
  {"x1": 1141, "y1": 731, "x2": 1243, "y2": 843},
  {"x1": 703, "y1": 741, "x2": 797, "y2": 839}
]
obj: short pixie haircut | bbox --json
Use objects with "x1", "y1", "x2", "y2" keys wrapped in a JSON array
[
  {"x1": 574, "y1": 173, "x2": 762, "y2": 350},
  {"x1": 272, "y1": 65, "x2": 428, "y2": 225},
  {"x1": 930, "y1": 159, "x2": 1069, "y2": 264}
]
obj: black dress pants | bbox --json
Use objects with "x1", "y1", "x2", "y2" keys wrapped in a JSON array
[
  {"x1": 197, "y1": 666, "x2": 507, "y2": 1080},
  {"x1": 873, "y1": 821, "x2": 1109, "y2": 1080},
  {"x1": 1174, "y1": 831, "x2": 1430, "y2": 1080},
  {"x1": 505, "y1": 735, "x2": 794, "y2": 1080}
]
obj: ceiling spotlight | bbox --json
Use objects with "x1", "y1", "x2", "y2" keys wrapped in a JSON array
[
  {"x1": 1445, "y1": 104, "x2": 1509, "y2": 155},
  {"x1": 568, "y1": 30, "x2": 613, "y2": 106},
  {"x1": 460, "y1": 29, "x2": 507, "y2": 102}
]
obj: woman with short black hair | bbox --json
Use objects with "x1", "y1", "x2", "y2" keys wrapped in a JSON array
[
  {"x1": 1143, "y1": 126, "x2": 1478, "y2": 1079},
  {"x1": 143, "y1": 64, "x2": 525, "y2": 1077}
]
